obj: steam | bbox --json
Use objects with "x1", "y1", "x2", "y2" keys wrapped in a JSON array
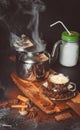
[
  {"x1": 10, "y1": 33, "x2": 21, "y2": 47},
  {"x1": 0, "y1": 0, "x2": 46, "y2": 52},
  {"x1": 27, "y1": 0, "x2": 46, "y2": 51}
]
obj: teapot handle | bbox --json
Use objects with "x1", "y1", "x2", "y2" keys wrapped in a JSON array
[{"x1": 51, "y1": 40, "x2": 62, "y2": 61}]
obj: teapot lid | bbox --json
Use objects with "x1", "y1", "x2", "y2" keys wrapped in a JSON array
[{"x1": 61, "y1": 31, "x2": 79, "y2": 42}]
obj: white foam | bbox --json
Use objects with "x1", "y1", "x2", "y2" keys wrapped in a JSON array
[{"x1": 49, "y1": 74, "x2": 69, "y2": 84}]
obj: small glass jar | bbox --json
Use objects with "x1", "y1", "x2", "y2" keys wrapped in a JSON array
[{"x1": 59, "y1": 31, "x2": 79, "y2": 67}]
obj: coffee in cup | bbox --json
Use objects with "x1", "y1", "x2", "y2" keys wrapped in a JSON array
[{"x1": 48, "y1": 74, "x2": 69, "y2": 94}]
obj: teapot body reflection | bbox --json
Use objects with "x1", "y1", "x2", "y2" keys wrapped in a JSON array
[{"x1": 52, "y1": 31, "x2": 79, "y2": 67}]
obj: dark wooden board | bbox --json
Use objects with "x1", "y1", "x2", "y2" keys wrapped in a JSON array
[{"x1": 11, "y1": 72, "x2": 56, "y2": 114}]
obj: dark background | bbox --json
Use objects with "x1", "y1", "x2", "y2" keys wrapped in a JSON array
[
  {"x1": 40, "y1": 0, "x2": 80, "y2": 51},
  {"x1": 0, "y1": 0, "x2": 80, "y2": 59}
]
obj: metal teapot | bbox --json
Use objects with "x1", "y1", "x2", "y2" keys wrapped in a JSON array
[
  {"x1": 10, "y1": 33, "x2": 51, "y2": 81},
  {"x1": 16, "y1": 49, "x2": 51, "y2": 81}
]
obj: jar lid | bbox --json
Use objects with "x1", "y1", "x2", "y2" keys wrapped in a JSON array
[{"x1": 61, "y1": 31, "x2": 79, "y2": 42}]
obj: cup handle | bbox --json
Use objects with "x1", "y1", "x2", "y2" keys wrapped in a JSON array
[{"x1": 67, "y1": 82, "x2": 76, "y2": 92}]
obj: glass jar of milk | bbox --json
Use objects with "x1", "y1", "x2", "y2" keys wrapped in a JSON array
[{"x1": 59, "y1": 31, "x2": 79, "y2": 67}]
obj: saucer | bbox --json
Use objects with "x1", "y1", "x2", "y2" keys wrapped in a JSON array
[
  {"x1": 50, "y1": 91, "x2": 78, "y2": 101},
  {"x1": 49, "y1": 83, "x2": 78, "y2": 101}
]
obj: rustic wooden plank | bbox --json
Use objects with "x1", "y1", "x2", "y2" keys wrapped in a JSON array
[
  {"x1": 67, "y1": 102, "x2": 80, "y2": 116},
  {"x1": 11, "y1": 72, "x2": 55, "y2": 114}
]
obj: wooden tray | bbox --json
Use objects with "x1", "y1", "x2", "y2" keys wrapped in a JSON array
[
  {"x1": 11, "y1": 72, "x2": 55, "y2": 114},
  {"x1": 67, "y1": 93, "x2": 80, "y2": 116}
]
